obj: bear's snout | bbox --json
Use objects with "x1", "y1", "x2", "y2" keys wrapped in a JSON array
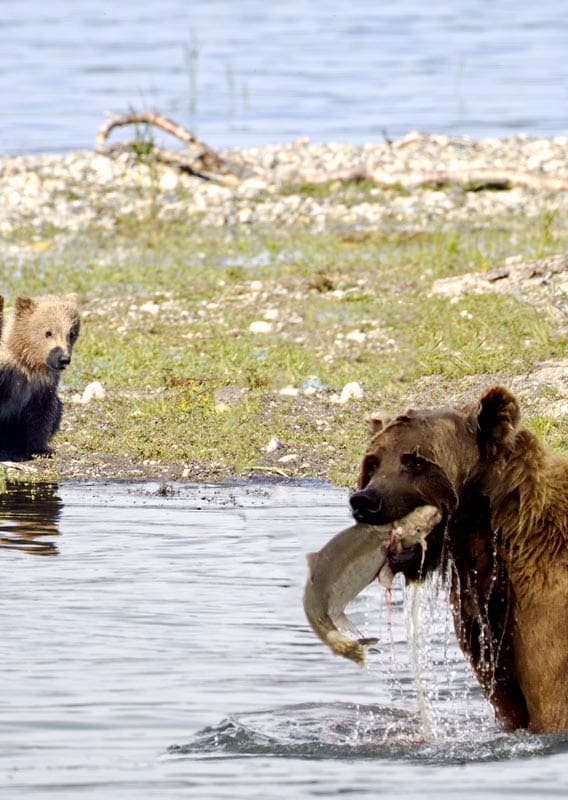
[
  {"x1": 349, "y1": 489, "x2": 385, "y2": 524},
  {"x1": 47, "y1": 347, "x2": 72, "y2": 371}
]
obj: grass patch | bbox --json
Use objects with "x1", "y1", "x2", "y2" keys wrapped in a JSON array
[{"x1": 2, "y1": 208, "x2": 567, "y2": 485}]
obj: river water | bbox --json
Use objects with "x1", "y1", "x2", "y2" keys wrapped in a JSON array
[
  {"x1": 1, "y1": 0, "x2": 567, "y2": 155},
  {"x1": 2, "y1": 480, "x2": 568, "y2": 799}
]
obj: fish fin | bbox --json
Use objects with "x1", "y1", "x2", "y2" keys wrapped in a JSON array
[
  {"x1": 306, "y1": 552, "x2": 318, "y2": 575},
  {"x1": 326, "y1": 630, "x2": 367, "y2": 668},
  {"x1": 336, "y1": 612, "x2": 361, "y2": 637}
]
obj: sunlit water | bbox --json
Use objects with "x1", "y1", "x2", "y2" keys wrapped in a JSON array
[
  {"x1": 1, "y1": 1, "x2": 567, "y2": 155},
  {"x1": 2, "y1": 480, "x2": 568, "y2": 798}
]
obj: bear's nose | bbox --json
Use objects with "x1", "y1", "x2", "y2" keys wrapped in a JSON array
[
  {"x1": 58, "y1": 355, "x2": 71, "y2": 368},
  {"x1": 349, "y1": 490, "x2": 383, "y2": 522}
]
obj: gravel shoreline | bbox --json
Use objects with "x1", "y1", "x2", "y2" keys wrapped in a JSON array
[{"x1": 1, "y1": 133, "x2": 567, "y2": 236}]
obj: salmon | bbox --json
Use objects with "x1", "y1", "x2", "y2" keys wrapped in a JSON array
[{"x1": 303, "y1": 505, "x2": 442, "y2": 666}]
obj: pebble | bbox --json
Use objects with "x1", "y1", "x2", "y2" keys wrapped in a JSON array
[
  {"x1": 139, "y1": 301, "x2": 160, "y2": 315},
  {"x1": 265, "y1": 435, "x2": 283, "y2": 453},
  {"x1": 279, "y1": 385, "x2": 299, "y2": 397},
  {"x1": 335, "y1": 381, "x2": 365, "y2": 404},
  {"x1": 249, "y1": 320, "x2": 273, "y2": 334},
  {"x1": 346, "y1": 330, "x2": 367, "y2": 343},
  {"x1": 278, "y1": 453, "x2": 298, "y2": 464},
  {"x1": 70, "y1": 380, "x2": 106, "y2": 404}
]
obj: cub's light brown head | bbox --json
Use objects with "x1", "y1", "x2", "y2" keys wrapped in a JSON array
[{"x1": 13, "y1": 293, "x2": 80, "y2": 373}]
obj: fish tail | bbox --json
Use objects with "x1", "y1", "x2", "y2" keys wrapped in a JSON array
[{"x1": 326, "y1": 630, "x2": 368, "y2": 667}]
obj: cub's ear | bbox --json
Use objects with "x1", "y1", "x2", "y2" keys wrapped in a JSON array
[
  {"x1": 365, "y1": 413, "x2": 389, "y2": 438},
  {"x1": 15, "y1": 297, "x2": 37, "y2": 316},
  {"x1": 476, "y1": 386, "x2": 520, "y2": 458}
]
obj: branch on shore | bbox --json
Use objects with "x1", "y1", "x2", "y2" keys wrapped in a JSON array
[
  {"x1": 96, "y1": 111, "x2": 249, "y2": 185},
  {"x1": 96, "y1": 111, "x2": 568, "y2": 193},
  {"x1": 296, "y1": 166, "x2": 568, "y2": 192}
]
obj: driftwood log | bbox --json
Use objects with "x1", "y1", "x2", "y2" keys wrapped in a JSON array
[
  {"x1": 297, "y1": 166, "x2": 568, "y2": 193},
  {"x1": 96, "y1": 111, "x2": 568, "y2": 193},
  {"x1": 96, "y1": 111, "x2": 249, "y2": 185}
]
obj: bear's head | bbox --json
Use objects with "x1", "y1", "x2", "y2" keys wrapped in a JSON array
[
  {"x1": 349, "y1": 386, "x2": 521, "y2": 579},
  {"x1": 10, "y1": 294, "x2": 81, "y2": 375}
]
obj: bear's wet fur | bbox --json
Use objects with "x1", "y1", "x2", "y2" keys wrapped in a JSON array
[
  {"x1": 0, "y1": 294, "x2": 80, "y2": 459},
  {"x1": 350, "y1": 386, "x2": 568, "y2": 733}
]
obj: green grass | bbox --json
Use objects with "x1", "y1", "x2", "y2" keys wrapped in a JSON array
[{"x1": 1, "y1": 203, "x2": 567, "y2": 485}]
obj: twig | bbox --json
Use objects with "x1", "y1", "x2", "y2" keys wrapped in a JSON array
[
  {"x1": 96, "y1": 110, "x2": 248, "y2": 184},
  {"x1": 250, "y1": 465, "x2": 290, "y2": 478}
]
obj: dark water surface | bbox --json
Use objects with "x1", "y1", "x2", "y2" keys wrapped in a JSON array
[
  {"x1": 2, "y1": 1, "x2": 567, "y2": 155},
  {"x1": 2, "y1": 480, "x2": 568, "y2": 798}
]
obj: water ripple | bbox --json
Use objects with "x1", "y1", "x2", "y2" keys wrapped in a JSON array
[{"x1": 169, "y1": 702, "x2": 565, "y2": 764}]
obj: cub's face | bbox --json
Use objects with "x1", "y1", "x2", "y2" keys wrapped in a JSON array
[{"x1": 14, "y1": 294, "x2": 80, "y2": 373}]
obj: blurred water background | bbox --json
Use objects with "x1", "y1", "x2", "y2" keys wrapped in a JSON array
[{"x1": 1, "y1": 0, "x2": 567, "y2": 155}]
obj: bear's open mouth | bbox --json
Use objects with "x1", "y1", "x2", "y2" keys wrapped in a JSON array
[{"x1": 385, "y1": 507, "x2": 448, "y2": 582}]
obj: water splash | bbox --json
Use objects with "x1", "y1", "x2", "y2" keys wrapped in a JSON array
[
  {"x1": 407, "y1": 583, "x2": 436, "y2": 739},
  {"x1": 169, "y1": 702, "x2": 565, "y2": 764}
]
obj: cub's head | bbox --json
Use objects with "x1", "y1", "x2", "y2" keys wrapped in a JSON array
[
  {"x1": 349, "y1": 387, "x2": 521, "y2": 579},
  {"x1": 11, "y1": 294, "x2": 80, "y2": 374}
]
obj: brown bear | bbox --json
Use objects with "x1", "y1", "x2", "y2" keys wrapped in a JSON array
[
  {"x1": 0, "y1": 294, "x2": 80, "y2": 459},
  {"x1": 349, "y1": 386, "x2": 568, "y2": 734}
]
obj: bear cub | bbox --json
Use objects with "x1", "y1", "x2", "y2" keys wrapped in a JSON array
[{"x1": 0, "y1": 294, "x2": 80, "y2": 459}]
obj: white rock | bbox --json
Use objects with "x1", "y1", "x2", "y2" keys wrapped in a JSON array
[
  {"x1": 159, "y1": 170, "x2": 179, "y2": 192},
  {"x1": 71, "y1": 381, "x2": 106, "y2": 404},
  {"x1": 278, "y1": 453, "x2": 298, "y2": 464},
  {"x1": 140, "y1": 301, "x2": 160, "y2": 315},
  {"x1": 265, "y1": 435, "x2": 283, "y2": 453},
  {"x1": 249, "y1": 320, "x2": 273, "y2": 334},
  {"x1": 346, "y1": 330, "x2": 367, "y2": 343},
  {"x1": 337, "y1": 381, "x2": 364, "y2": 404},
  {"x1": 82, "y1": 381, "x2": 106, "y2": 403},
  {"x1": 238, "y1": 207, "x2": 254, "y2": 224},
  {"x1": 279, "y1": 385, "x2": 299, "y2": 397},
  {"x1": 238, "y1": 178, "x2": 269, "y2": 198},
  {"x1": 264, "y1": 308, "x2": 279, "y2": 321}
]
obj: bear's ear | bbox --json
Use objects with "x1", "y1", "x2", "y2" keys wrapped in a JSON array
[
  {"x1": 15, "y1": 297, "x2": 37, "y2": 316},
  {"x1": 476, "y1": 386, "x2": 520, "y2": 458},
  {"x1": 365, "y1": 413, "x2": 389, "y2": 437}
]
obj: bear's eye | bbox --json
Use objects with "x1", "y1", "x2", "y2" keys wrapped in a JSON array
[
  {"x1": 45, "y1": 330, "x2": 53, "y2": 339},
  {"x1": 359, "y1": 454, "x2": 381, "y2": 487},
  {"x1": 401, "y1": 453, "x2": 429, "y2": 475}
]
